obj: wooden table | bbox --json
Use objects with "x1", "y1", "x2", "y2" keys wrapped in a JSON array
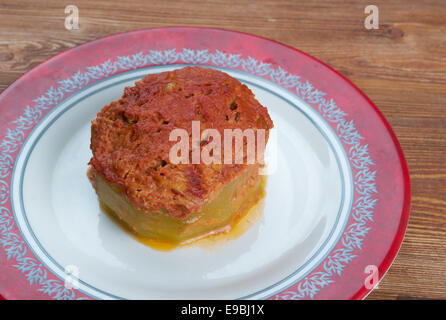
[{"x1": 1, "y1": 0, "x2": 445, "y2": 300}]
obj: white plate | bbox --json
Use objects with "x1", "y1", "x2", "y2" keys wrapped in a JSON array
[{"x1": 11, "y1": 66, "x2": 352, "y2": 299}]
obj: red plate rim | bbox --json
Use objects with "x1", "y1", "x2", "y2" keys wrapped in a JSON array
[{"x1": 0, "y1": 27, "x2": 410, "y2": 300}]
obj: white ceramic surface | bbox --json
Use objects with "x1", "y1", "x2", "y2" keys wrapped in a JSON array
[{"x1": 11, "y1": 66, "x2": 353, "y2": 299}]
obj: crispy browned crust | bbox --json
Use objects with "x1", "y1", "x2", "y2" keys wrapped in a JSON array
[{"x1": 89, "y1": 66, "x2": 273, "y2": 219}]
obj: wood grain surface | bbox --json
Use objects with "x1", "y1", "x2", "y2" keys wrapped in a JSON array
[{"x1": 0, "y1": 0, "x2": 445, "y2": 300}]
